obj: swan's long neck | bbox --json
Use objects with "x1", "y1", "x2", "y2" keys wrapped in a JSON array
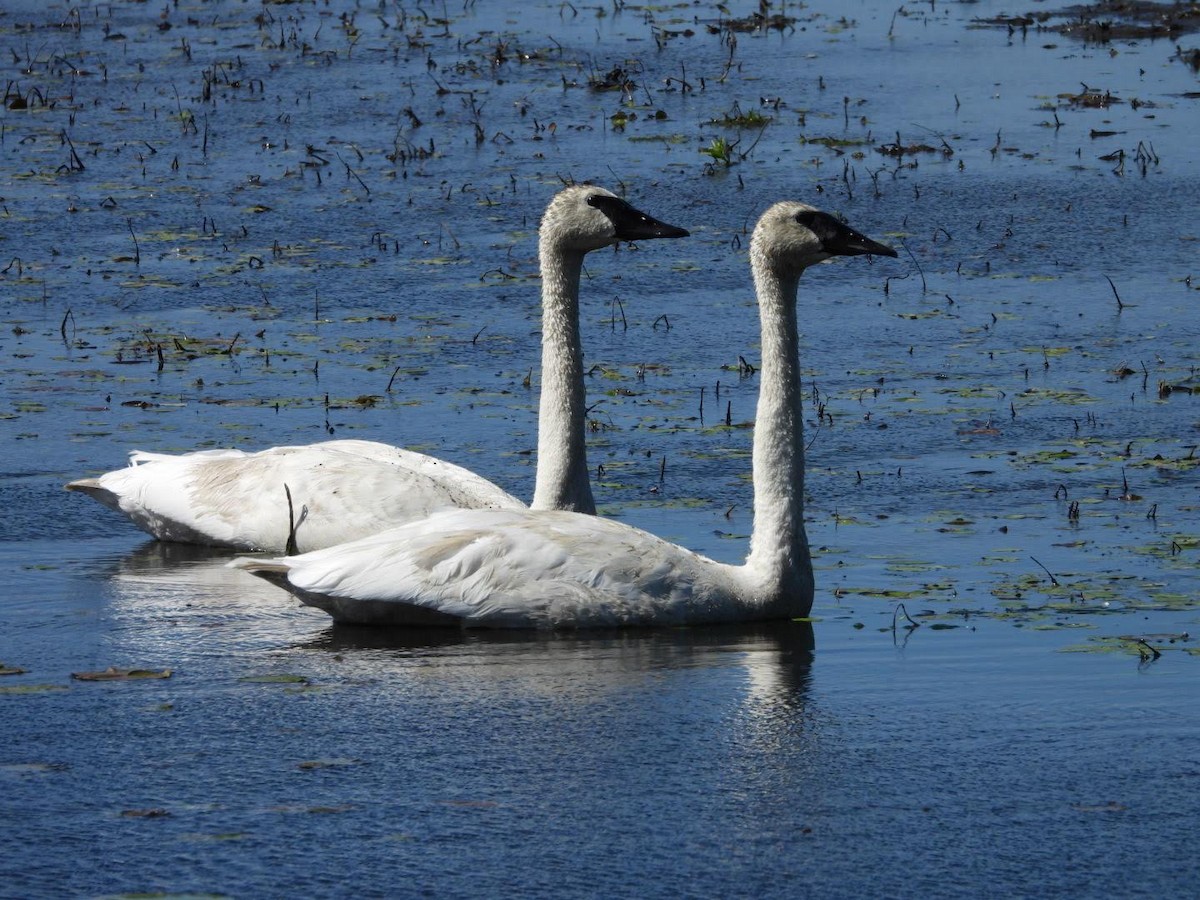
[
  {"x1": 745, "y1": 258, "x2": 814, "y2": 604},
  {"x1": 530, "y1": 240, "x2": 596, "y2": 514}
]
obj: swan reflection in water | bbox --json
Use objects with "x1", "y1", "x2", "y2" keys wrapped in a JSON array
[
  {"x1": 102, "y1": 540, "x2": 815, "y2": 718},
  {"x1": 100, "y1": 541, "x2": 317, "y2": 655}
]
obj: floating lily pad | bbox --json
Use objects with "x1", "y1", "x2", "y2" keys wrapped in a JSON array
[
  {"x1": 71, "y1": 668, "x2": 173, "y2": 682},
  {"x1": 1058, "y1": 634, "x2": 1188, "y2": 659},
  {"x1": 835, "y1": 587, "x2": 933, "y2": 600}
]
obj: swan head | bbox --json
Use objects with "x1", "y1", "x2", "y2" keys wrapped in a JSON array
[
  {"x1": 751, "y1": 201, "x2": 897, "y2": 281},
  {"x1": 541, "y1": 185, "x2": 690, "y2": 253}
]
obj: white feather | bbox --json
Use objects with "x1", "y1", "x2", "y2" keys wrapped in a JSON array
[{"x1": 68, "y1": 441, "x2": 520, "y2": 552}]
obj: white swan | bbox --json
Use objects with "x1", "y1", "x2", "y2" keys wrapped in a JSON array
[
  {"x1": 65, "y1": 186, "x2": 689, "y2": 552},
  {"x1": 230, "y1": 202, "x2": 897, "y2": 627}
]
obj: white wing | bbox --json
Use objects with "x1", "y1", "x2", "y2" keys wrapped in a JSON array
[
  {"x1": 232, "y1": 508, "x2": 748, "y2": 629},
  {"x1": 67, "y1": 442, "x2": 523, "y2": 553}
]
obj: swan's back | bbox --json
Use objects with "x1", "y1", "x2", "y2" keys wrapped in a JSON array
[
  {"x1": 233, "y1": 509, "x2": 750, "y2": 629},
  {"x1": 69, "y1": 443, "x2": 522, "y2": 552}
]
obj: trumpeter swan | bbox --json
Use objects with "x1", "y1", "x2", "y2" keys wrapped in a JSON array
[
  {"x1": 65, "y1": 187, "x2": 689, "y2": 552},
  {"x1": 230, "y1": 202, "x2": 896, "y2": 627}
]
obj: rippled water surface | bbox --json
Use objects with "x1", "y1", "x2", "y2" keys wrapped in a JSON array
[{"x1": 2, "y1": 0, "x2": 1198, "y2": 896}]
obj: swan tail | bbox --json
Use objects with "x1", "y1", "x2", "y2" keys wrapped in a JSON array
[
  {"x1": 227, "y1": 557, "x2": 295, "y2": 592},
  {"x1": 64, "y1": 478, "x2": 124, "y2": 513},
  {"x1": 228, "y1": 557, "x2": 291, "y2": 576},
  {"x1": 227, "y1": 555, "x2": 461, "y2": 625}
]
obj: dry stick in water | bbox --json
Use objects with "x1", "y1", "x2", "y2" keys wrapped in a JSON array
[
  {"x1": 1105, "y1": 274, "x2": 1125, "y2": 312},
  {"x1": 127, "y1": 219, "x2": 140, "y2": 265},
  {"x1": 610, "y1": 295, "x2": 626, "y2": 331},
  {"x1": 1030, "y1": 556, "x2": 1060, "y2": 586},
  {"x1": 901, "y1": 239, "x2": 926, "y2": 293},
  {"x1": 61, "y1": 130, "x2": 85, "y2": 170},
  {"x1": 338, "y1": 152, "x2": 370, "y2": 196},
  {"x1": 892, "y1": 602, "x2": 920, "y2": 632},
  {"x1": 1120, "y1": 466, "x2": 1136, "y2": 500}
]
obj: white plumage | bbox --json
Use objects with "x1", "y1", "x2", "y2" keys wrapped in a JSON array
[
  {"x1": 69, "y1": 441, "x2": 520, "y2": 552},
  {"x1": 231, "y1": 202, "x2": 897, "y2": 628},
  {"x1": 65, "y1": 187, "x2": 688, "y2": 552}
]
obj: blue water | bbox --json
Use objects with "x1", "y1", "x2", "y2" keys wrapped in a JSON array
[
  {"x1": 2, "y1": 0, "x2": 1199, "y2": 895},
  {"x1": 4, "y1": 541, "x2": 1197, "y2": 897}
]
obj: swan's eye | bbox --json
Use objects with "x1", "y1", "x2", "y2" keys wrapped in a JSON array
[
  {"x1": 794, "y1": 210, "x2": 830, "y2": 229},
  {"x1": 586, "y1": 194, "x2": 627, "y2": 219},
  {"x1": 794, "y1": 210, "x2": 842, "y2": 242}
]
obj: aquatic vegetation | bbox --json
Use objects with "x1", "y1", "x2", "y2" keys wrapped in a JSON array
[
  {"x1": 0, "y1": 684, "x2": 68, "y2": 695},
  {"x1": 70, "y1": 667, "x2": 172, "y2": 681},
  {"x1": 800, "y1": 135, "x2": 870, "y2": 150},
  {"x1": 700, "y1": 135, "x2": 736, "y2": 167},
  {"x1": 238, "y1": 674, "x2": 310, "y2": 684},
  {"x1": 709, "y1": 102, "x2": 772, "y2": 128},
  {"x1": 1060, "y1": 632, "x2": 1194, "y2": 659},
  {"x1": 973, "y1": 2, "x2": 1200, "y2": 43}
]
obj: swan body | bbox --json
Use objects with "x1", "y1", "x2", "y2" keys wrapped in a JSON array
[
  {"x1": 231, "y1": 202, "x2": 897, "y2": 627},
  {"x1": 66, "y1": 187, "x2": 688, "y2": 552},
  {"x1": 68, "y1": 441, "x2": 522, "y2": 553},
  {"x1": 240, "y1": 508, "x2": 746, "y2": 628}
]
